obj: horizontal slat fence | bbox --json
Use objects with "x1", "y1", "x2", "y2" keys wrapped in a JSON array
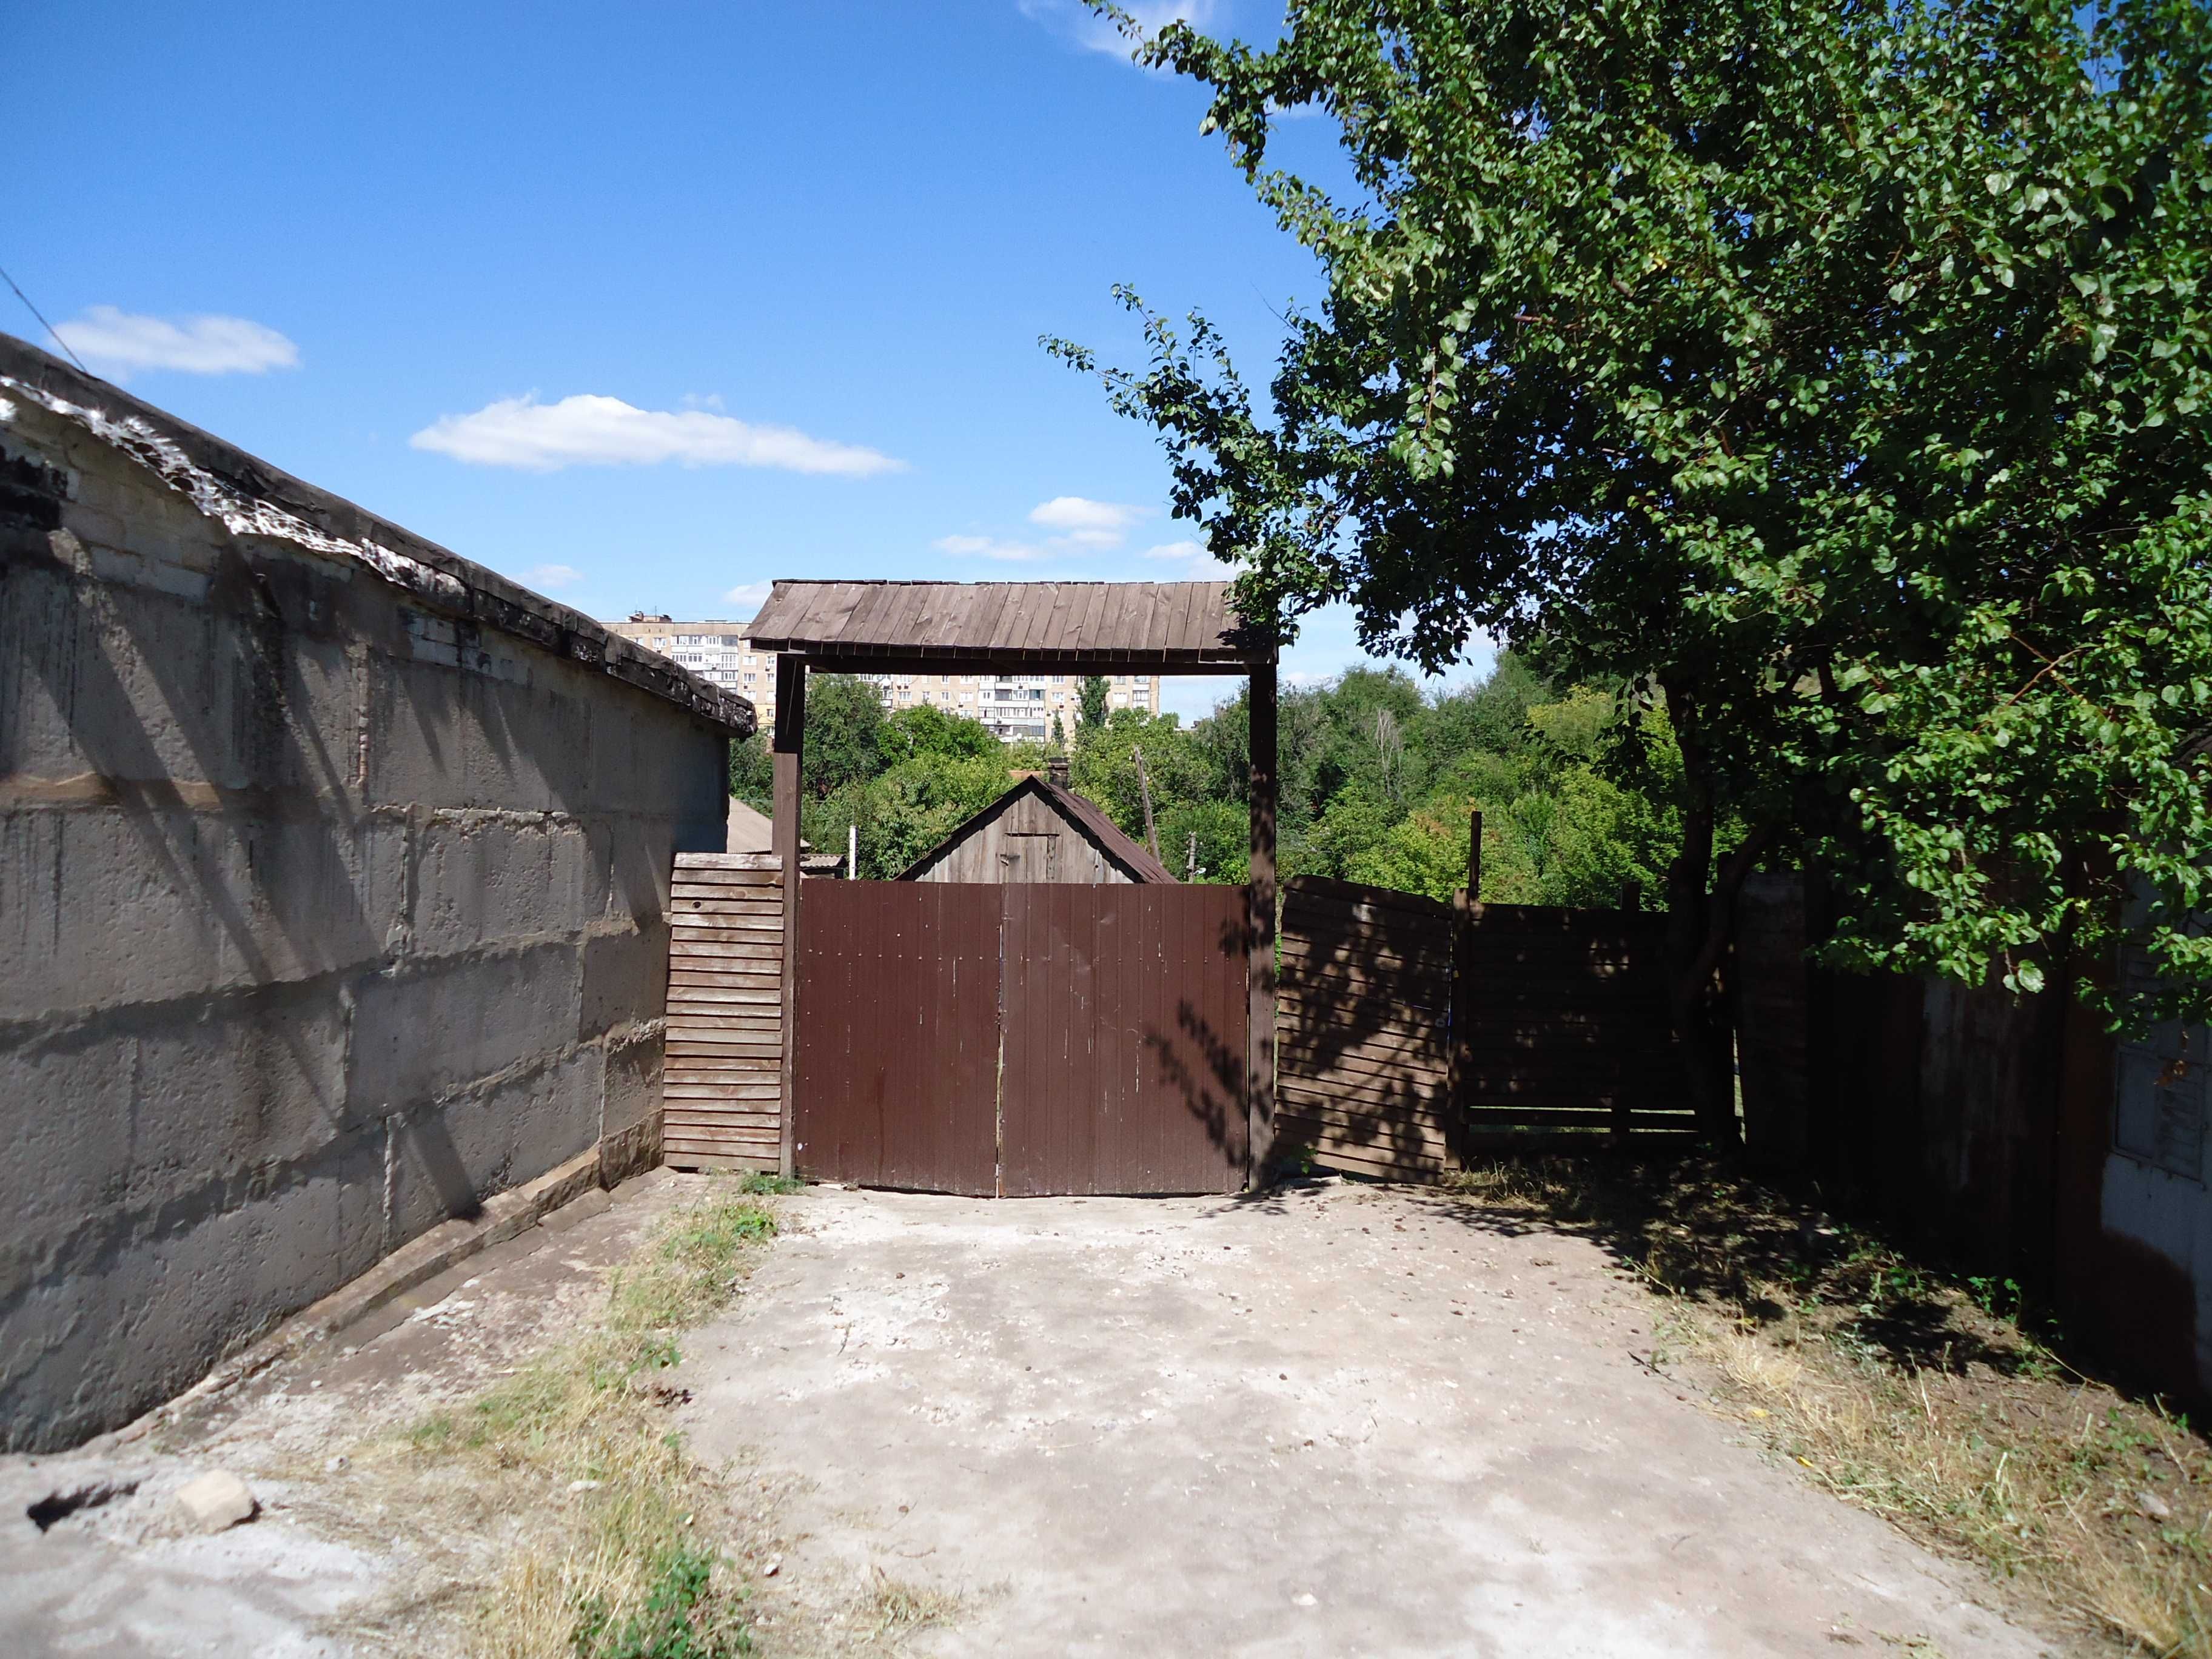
[
  {"x1": 1277, "y1": 876, "x2": 1454, "y2": 1181},
  {"x1": 1274, "y1": 874, "x2": 1695, "y2": 1180},
  {"x1": 663, "y1": 851, "x2": 783, "y2": 1172}
]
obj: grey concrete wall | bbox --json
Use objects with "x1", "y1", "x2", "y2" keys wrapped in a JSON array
[{"x1": 0, "y1": 335, "x2": 749, "y2": 1451}]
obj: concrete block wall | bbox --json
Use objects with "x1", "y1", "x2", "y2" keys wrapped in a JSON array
[{"x1": 0, "y1": 335, "x2": 749, "y2": 1450}]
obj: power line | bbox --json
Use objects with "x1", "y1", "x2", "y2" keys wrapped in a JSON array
[{"x1": 0, "y1": 261, "x2": 90, "y2": 374}]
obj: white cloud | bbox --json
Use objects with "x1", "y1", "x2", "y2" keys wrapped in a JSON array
[
  {"x1": 723, "y1": 579, "x2": 774, "y2": 610},
  {"x1": 1017, "y1": 0, "x2": 1222, "y2": 58},
  {"x1": 523, "y1": 563, "x2": 585, "y2": 591},
  {"x1": 1142, "y1": 538, "x2": 1236, "y2": 579},
  {"x1": 934, "y1": 534, "x2": 1051, "y2": 563},
  {"x1": 1028, "y1": 495, "x2": 1147, "y2": 548},
  {"x1": 53, "y1": 306, "x2": 299, "y2": 378},
  {"x1": 409, "y1": 394, "x2": 904, "y2": 476}
]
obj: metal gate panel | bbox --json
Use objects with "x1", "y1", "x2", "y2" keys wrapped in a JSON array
[
  {"x1": 793, "y1": 882, "x2": 999, "y2": 1195},
  {"x1": 999, "y1": 883, "x2": 1247, "y2": 1196},
  {"x1": 794, "y1": 883, "x2": 1248, "y2": 1195}
]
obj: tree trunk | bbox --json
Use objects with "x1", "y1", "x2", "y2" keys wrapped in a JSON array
[{"x1": 1660, "y1": 680, "x2": 1768, "y2": 1145}]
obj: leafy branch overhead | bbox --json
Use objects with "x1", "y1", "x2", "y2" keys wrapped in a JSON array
[{"x1": 1060, "y1": 0, "x2": 2212, "y2": 1030}]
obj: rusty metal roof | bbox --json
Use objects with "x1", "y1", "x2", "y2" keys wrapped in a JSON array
[
  {"x1": 896, "y1": 776, "x2": 1179, "y2": 883},
  {"x1": 745, "y1": 580, "x2": 1262, "y2": 671}
]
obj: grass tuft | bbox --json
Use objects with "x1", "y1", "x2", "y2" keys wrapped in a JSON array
[
  {"x1": 363, "y1": 1191, "x2": 782, "y2": 1658},
  {"x1": 864, "y1": 1569, "x2": 960, "y2": 1641}
]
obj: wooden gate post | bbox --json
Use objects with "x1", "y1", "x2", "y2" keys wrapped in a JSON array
[
  {"x1": 1247, "y1": 659, "x2": 1278, "y2": 1185},
  {"x1": 772, "y1": 655, "x2": 808, "y2": 1179},
  {"x1": 1449, "y1": 809, "x2": 1481, "y2": 1165}
]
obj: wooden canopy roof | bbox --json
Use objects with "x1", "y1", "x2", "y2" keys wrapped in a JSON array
[{"x1": 745, "y1": 580, "x2": 1265, "y2": 673}]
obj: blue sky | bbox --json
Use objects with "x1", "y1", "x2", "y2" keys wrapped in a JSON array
[{"x1": 8, "y1": 1, "x2": 1489, "y2": 720}]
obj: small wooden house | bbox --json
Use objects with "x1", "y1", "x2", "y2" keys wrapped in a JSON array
[{"x1": 898, "y1": 759, "x2": 1176, "y2": 885}]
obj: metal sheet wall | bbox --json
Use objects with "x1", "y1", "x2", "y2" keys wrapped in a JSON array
[
  {"x1": 793, "y1": 882, "x2": 1001, "y2": 1195},
  {"x1": 999, "y1": 883, "x2": 1248, "y2": 1196}
]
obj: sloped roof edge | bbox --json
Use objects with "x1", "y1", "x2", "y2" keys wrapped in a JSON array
[{"x1": 896, "y1": 776, "x2": 1178, "y2": 883}]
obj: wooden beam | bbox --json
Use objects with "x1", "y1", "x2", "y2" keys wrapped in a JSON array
[
  {"x1": 773, "y1": 654, "x2": 807, "y2": 1180},
  {"x1": 1247, "y1": 659, "x2": 1278, "y2": 1185},
  {"x1": 789, "y1": 652, "x2": 1259, "y2": 678}
]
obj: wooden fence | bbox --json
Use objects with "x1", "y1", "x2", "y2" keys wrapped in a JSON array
[
  {"x1": 1275, "y1": 873, "x2": 1694, "y2": 1179},
  {"x1": 662, "y1": 852, "x2": 784, "y2": 1172},
  {"x1": 1277, "y1": 877, "x2": 1455, "y2": 1181},
  {"x1": 1457, "y1": 903, "x2": 1695, "y2": 1140}
]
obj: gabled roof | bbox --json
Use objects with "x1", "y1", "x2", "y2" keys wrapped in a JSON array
[
  {"x1": 896, "y1": 776, "x2": 1179, "y2": 883},
  {"x1": 745, "y1": 580, "x2": 1264, "y2": 673}
]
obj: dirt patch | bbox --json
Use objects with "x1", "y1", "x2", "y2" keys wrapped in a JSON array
[{"x1": 1443, "y1": 1155, "x2": 2212, "y2": 1657}]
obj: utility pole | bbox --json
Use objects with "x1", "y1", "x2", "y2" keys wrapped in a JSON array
[
  {"x1": 848, "y1": 820, "x2": 858, "y2": 880},
  {"x1": 1132, "y1": 745, "x2": 1162, "y2": 863},
  {"x1": 1186, "y1": 830, "x2": 1198, "y2": 882}
]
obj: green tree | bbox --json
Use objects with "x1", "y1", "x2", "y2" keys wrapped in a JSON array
[
  {"x1": 800, "y1": 675, "x2": 889, "y2": 801},
  {"x1": 809, "y1": 751, "x2": 1012, "y2": 879},
  {"x1": 885, "y1": 702, "x2": 998, "y2": 763},
  {"x1": 1078, "y1": 675, "x2": 1111, "y2": 731},
  {"x1": 1070, "y1": 709, "x2": 1213, "y2": 846},
  {"x1": 1061, "y1": 0, "x2": 2212, "y2": 1132},
  {"x1": 1158, "y1": 797, "x2": 1249, "y2": 883},
  {"x1": 727, "y1": 732, "x2": 772, "y2": 811}
]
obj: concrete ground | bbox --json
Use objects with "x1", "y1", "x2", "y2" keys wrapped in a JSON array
[
  {"x1": 0, "y1": 1168, "x2": 705, "y2": 1658},
  {"x1": 684, "y1": 1181, "x2": 2068, "y2": 1659},
  {"x1": 1, "y1": 1171, "x2": 2073, "y2": 1657}
]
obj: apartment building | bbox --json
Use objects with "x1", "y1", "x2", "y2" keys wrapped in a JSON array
[{"x1": 604, "y1": 614, "x2": 1161, "y2": 741}]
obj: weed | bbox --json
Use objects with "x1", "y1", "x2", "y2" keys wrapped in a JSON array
[
  {"x1": 729, "y1": 1171, "x2": 801, "y2": 1197},
  {"x1": 572, "y1": 1546, "x2": 751, "y2": 1659},
  {"x1": 1968, "y1": 1275, "x2": 2023, "y2": 1322}
]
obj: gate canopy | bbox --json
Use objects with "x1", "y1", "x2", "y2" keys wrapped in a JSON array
[
  {"x1": 745, "y1": 580, "x2": 1264, "y2": 674},
  {"x1": 756, "y1": 578, "x2": 1280, "y2": 1191}
]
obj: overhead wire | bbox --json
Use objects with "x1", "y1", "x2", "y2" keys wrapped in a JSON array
[{"x1": 0, "y1": 261, "x2": 90, "y2": 373}]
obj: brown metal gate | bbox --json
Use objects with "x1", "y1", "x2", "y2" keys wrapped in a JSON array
[{"x1": 794, "y1": 883, "x2": 1248, "y2": 1195}]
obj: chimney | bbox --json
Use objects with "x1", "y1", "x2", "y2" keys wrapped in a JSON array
[{"x1": 1047, "y1": 755, "x2": 1071, "y2": 789}]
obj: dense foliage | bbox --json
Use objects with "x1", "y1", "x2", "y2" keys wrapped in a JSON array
[
  {"x1": 1056, "y1": 0, "x2": 2212, "y2": 1065},
  {"x1": 730, "y1": 661, "x2": 1680, "y2": 895},
  {"x1": 729, "y1": 680, "x2": 1020, "y2": 878}
]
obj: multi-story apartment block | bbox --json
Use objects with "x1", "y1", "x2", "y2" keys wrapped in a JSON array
[{"x1": 603, "y1": 614, "x2": 1161, "y2": 742}]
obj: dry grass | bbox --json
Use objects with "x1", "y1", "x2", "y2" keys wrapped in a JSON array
[
  {"x1": 862, "y1": 1570, "x2": 962, "y2": 1642},
  {"x1": 349, "y1": 1176, "x2": 794, "y2": 1658},
  {"x1": 1443, "y1": 1156, "x2": 2212, "y2": 1657}
]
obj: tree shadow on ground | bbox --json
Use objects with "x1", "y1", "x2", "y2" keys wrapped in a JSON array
[{"x1": 1315, "y1": 1150, "x2": 2062, "y2": 1382}]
